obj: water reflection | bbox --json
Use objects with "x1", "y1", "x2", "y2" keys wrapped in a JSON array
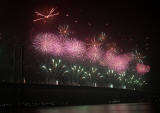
[
  {"x1": 1, "y1": 103, "x2": 156, "y2": 113},
  {"x1": 36, "y1": 103, "x2": 152, "y2": 113}
]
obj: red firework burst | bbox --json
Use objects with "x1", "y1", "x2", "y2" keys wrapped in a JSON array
[
  {"x1": 87, "y1": 38, "x2": 102, "y2": 48},
  {"x1": 58, "y1": 25, "x2": 71, "y2": 37},
  {"x1": 34, "y1": 8, "x2": 59, "y2": 23}
]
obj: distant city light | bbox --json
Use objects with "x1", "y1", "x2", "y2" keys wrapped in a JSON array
[{"x1": 110, "y1": 84, "x2": 113, "y2": 88}]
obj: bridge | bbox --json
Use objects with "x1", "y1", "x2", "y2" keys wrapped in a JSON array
[{"x1": 1, "y1": 83, "x2": 159, "y2": 107}]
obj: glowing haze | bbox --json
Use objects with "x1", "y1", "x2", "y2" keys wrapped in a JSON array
[
  {"x1": 64, "y1": 39, "x2": 86, "y2": 59},
  {"x1": 33, "y1": 33, "x2": 55, "y2": 54},
  {"x1": 33, "y1": 33, "x2": 64, "y2": 56},
  {"x1": 136, "y1": 63, "x2": 150, "y2": 75},
  {"x1": 51, "y1": 37, "x2": 64, "y2": 56},
  {"x1": 102, "y1": 49, "x2": 133, "y2": 73},
  {"x1": 87, "y1": 46, "x2": 103, "y2": 62},
  {"x1": 32, "y1": 32, "x2": 150, "y2": 75}
]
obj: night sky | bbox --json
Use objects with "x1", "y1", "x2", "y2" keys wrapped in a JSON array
[{"x1": 0, "y1": 0, "x2": 159, "y2": 91}]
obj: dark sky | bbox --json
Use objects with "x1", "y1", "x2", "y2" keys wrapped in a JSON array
[{"x1": 0, "y1": 0, "x2": 159, "y2": 91}]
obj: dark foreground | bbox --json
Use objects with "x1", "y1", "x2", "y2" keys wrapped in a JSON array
[
  {"x1": 0, "y1": 83, "x2": 160, "y2": 107},
  {"x1": 1, "y1": 103, "x2": 160, "y2": 113}
]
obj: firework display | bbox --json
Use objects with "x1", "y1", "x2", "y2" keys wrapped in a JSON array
[
  {"x1": 51, "y1": 38, "x2": 64, "y2": 56},
  {"x1": 40, "y1": 58, "x2": 148, "y2": 89},
  {"x1": 40, "y1": 58, "x2": 67, "y2": 84},
  {"x1": 98, "y1": 32, "x2": 107, "y2": 42},
  {"x1": 34, "y1": 8, "x2": 59, "y2": 23},
  {"x1": 103, "y1": 52, "x2": 133, "y2": 73},
  {"x1": 136, "y1": 63, "x2": 150, "y2": 75},
  {"x1": 32, "y1": 32, "x2": 150, "y2": 89},
  {"x1": 87, "y1": 38, "x2": 102, "y2": 47},
  {"x1": 33, "y1": 33, "x2": 56, "y2": 54},
  {"x1": 87, "y1": 45, "x2": 103, "y2": 63},
  {"x1": 33, "y1": 33, "x2": 64, "y2": 56},
  {"x1": 58, "y1": 25, "x2": 71, "y2": 37},
  {"x1": 31, "y1": 8, "x2": 151, "y2": 90},
  {"x1": 133, "y1": 50, "x2": 145, "y2": 63},
  {"x1": 64, "y1": 39, "x2": 86, "y2": 59}
]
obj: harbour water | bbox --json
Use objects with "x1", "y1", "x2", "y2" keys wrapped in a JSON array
[{"x1": 1, "y1": 103, "x2": 159, "y2": 113}]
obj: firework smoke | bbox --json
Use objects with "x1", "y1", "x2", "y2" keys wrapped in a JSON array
[
  {"x1": 102, "y1": 49, "x2": 133, "y2": 73},
  {"x1": 87, "y1": 45, "x2": 103, "y2": 62},
  {"x1": 64, "y1": 38, "x2": 86, "y2": 59},
  {"x1": 136, "y1": 63, "x2": 150, "y2": 75},
  {"x1": 33, "y1": 33, "x2": 64, "y2": 56}
]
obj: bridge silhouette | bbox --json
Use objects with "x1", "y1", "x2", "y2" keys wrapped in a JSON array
[{"x1": 1, "y1": 83, "x2": 159, "y2": 107}]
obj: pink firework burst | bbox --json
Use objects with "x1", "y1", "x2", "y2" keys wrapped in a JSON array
[
  {"x1": 33, "y1": 33, "x2": 54, "y2": 54},
  {"x1": 136, "y1": 63, "x2": 150, "y2": 75},
  {"x1": 87, "y1": 45, "x2": 103, "y2": 63},
  {"x1": 51, "y1": 37, "x2": 64, "y2": 56},
  {"x1": 102, "y1": 50, "x2": 133, "y2": 73},
  {"x1": 112, "y1": 54, "x2": 132, "y2": 73},
  {"x1": 64, "y1": 39, "x2": 86, "y2": 59},
  {"x1": 100, "y1": 49, "x2": 116, "y2": 66},
  {"x1": 33, "y1": 33, "x2": 64, "y2": 56}
]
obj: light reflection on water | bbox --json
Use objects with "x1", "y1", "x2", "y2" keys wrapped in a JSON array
[
  {"x1": 1, "y1": 103, "x2": 157, "y2": 113},
  {"x1": 37, "y1": 103, "x2": 152, "y2": 113}
]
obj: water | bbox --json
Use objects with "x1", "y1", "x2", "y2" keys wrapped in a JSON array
[{"x1": 1, "y1": 103, "x2": 159, "y2": 113}]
